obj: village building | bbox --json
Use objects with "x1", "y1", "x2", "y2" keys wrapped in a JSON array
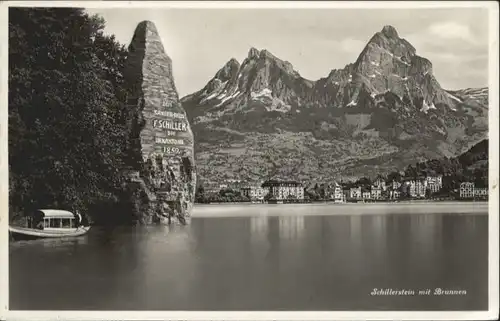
[
  {"x1": 240, "y1": 185, "x2": 270, "y2": 202},
  {"x1": 391, "y1": 180, "x2": 402, "y2": 190},
  {"x1": 425, "y1": 175, "x2": 443, "y2": 193},
  {"x1": 349, "y1": 187, "x2": 362, "y2": 200},
  {"x1": 370, "y1": 186, "x2": 382, "y2": 199},
  {"x1": 373, "y1": 178, "x2": 387, "y2": 191},
  {"x1": 389, "y1": 189, "x2": 400, "y2": 199},
  {"x1": 460, "y1": 182, "x2": 475, "y2": 199},
  {"x1": 328, "y1": 181, "x2": 344, "y2": 202},
  {"x1": 261, "y1": 180, "x2": 304, "y2": 200},
  {"x1": 240, "y1": 187, "x2": 251, "y2": 198},
  {"x1": 474, "y1": 187, "x2": 488, "y2": 199},
  {"x1": 362, "y1": 189, "x2": 371, "y2": 200},
  {"x1": 404, "y1": 179, "x2": 427, "y2": 198}
]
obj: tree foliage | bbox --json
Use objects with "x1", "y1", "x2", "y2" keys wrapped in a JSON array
[
  {"x1": 194, "y1": 185, "x2": 251, "y2": 203},
  {"x1": 9, "y1": 8, "x2": 129, "y2": 222}
]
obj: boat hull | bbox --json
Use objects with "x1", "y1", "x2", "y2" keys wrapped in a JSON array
[{"x1": 9, "y1": 226, "x2": 91, "y2": 241}]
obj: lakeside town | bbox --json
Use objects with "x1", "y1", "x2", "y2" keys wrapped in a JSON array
[{"x1": 196, "y1": 175, "x2": 489, "y2": 204}]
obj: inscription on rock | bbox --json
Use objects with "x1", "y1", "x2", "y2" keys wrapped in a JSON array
[{"x1": 124, "y1": 20, "x2": 196, "y2": 225}]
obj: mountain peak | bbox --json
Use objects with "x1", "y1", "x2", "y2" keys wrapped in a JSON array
[
  {"x1": 357, "y1": 24, "x2": 416, "y2": 65},
  {"x1": 227, "y1": 57, "x2": 240, "y2": 67},
  {"x1": 381, "y1": 25, "x2": 399, "y2": 38},
  {"x1": 213, "y1": 57, "x2": 240, "y2": 81},
  {"x1": 248, "y1": 47, "x2": 260, "y2": 59},
  {"x1": 260, "y1": 49, "x2": 275, "y2": 59}
]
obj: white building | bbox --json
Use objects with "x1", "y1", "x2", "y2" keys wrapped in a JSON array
[
  {"x1": 426, "y1": 175, "x2": 443, "y2": 193},
  {"x1": 460, "y1": 182, "x2": 475, "y2": 199},
  {"x1": 474, "y1": 187, "x2": 488, "y2": 198},
  {"x1": 241, "y1": 186, "x2": 270, "y2": 201},
  {"x1": 350, "y1": 187, "x2": 362, "y2": 200},
  {"x1": 391, "y1": 181, "x2": 402, "y2": 190},
  {"x1": 371, "y1": 186, "x2": 382, "y2": 199},
  {"x1": 404, "y1": 179, "x2": 427, "y2": 198},
  {"x1": 262, "y1": 180, "x2": 304, "y2": 200},
  {"x1": 389, "y1": 189, "x2": 400, "y2": 199},
  {"x1": 328, "y1": 182, "x2": 344, "y2": 202},
  {"x1": 373, "y1": 178, "x2": 387, "y2": 191}
]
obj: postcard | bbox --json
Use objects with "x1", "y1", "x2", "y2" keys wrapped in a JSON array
[{"x1": 1, "y1": 1, "x2": 498, "y2": 320}]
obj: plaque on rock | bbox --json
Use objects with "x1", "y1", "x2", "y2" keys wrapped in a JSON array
[{"x1": 124, "y1": 20, "x2": 196, "y2": 224}]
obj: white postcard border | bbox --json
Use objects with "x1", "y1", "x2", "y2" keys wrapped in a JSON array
[{"x1": 0, "y1": 1, "x2": 498, "y2": 320}]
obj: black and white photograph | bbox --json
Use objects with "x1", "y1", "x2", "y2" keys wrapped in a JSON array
[{"x1": 1, "y1": 1, "x2": 499, "y2": 320}]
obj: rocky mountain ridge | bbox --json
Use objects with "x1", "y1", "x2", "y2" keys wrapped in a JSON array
[{"x1": 182, "y1": 25, "x2": 488, "y2": 184}]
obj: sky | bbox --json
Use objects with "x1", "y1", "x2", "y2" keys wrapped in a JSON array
[{"x1": 85, "y1": 6, "x2": 490, "y2": 97}]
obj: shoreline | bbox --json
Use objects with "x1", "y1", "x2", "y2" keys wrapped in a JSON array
[
  {"x1": 191, "y1": 201, "x2": 488, "y2": 217},
  {"x1": 195, "y1": 200, "x2": 488, "y2": 205}
]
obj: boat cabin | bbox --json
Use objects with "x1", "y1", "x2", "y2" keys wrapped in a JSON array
[{"x1": 26, "y1": 209, "x2": 80, "y2": 230}]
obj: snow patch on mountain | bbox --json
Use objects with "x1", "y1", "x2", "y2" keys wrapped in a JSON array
[
  {"x1": 249, "y1": 88, "x2": 291, "y2": 113},
  {"x1": 395, "y1": 56, "x2": 411, "y2": 66},
  {"x1": 251, "y1": 88, "x2": 273, "y2": 99},
  {"x1": 201, "y1": 80, "x2": 229, "y2": 103},
  {"x1": 446, "y1": 92, "x2": 463, "y2": 103},
  {"x1": 404, "y1": 83, "x2": 415, "y2": 107},
  {"x1": 266, "y1": 103, "x2": 291, "y2": 113},
  {"x1": 420, "y1": 100, "x2": 437, "y2": 114},
  {"x1": 215, "y1": 90, "x2": 240, "y2": 107}
]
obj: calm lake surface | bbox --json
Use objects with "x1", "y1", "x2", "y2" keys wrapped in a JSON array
[{"x1": 10, "y1": 203, "x2": 488, "y2": 310}]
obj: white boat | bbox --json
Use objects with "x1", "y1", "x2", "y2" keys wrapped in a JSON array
[{"x1": 9, "y1": 209, "x2": 91, "y2": 240}]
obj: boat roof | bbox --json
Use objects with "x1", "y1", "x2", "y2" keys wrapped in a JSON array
[{"x1": 37, "y1": 209, "x2": 75, "y2": 219}]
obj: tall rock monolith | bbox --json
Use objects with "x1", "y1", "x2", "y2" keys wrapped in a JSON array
[{"x1": 123, "y1": 21, "x2": 196, "y2": 225}]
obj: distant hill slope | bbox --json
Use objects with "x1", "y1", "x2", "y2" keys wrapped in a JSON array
[
  {"x1": 457, "y1": 139, "x2": 488, "y2": 171},
  {"x1": 182, "y1": 25, "x2": 488, "y2": 184}
]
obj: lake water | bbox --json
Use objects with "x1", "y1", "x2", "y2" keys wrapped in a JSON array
[{"x1": 9, "y1": 203, "x2": 488, "y2": 311}]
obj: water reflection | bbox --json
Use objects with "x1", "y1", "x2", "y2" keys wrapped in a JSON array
[
  {"x1": 361, "y1": 215, "x2": 387, "y2": 266},
  {"x1": 349, "y1": 215, "x2": 362, "y2": 243},
  {"x1": 10, "y1": 235, "x2": 89, "y2": 250},
  {"x1": 413, "y1": 214, "x2": 442, "y2": 251},
  {"x1": 278, "y1": 215, "x2": 305, "y2": 240},
  {"x1": 250, "y1": 216, "x2": 268, "y2": 240},
  {"x1": 10, "y1": 211, "x2": 488, "y2": 311}
]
